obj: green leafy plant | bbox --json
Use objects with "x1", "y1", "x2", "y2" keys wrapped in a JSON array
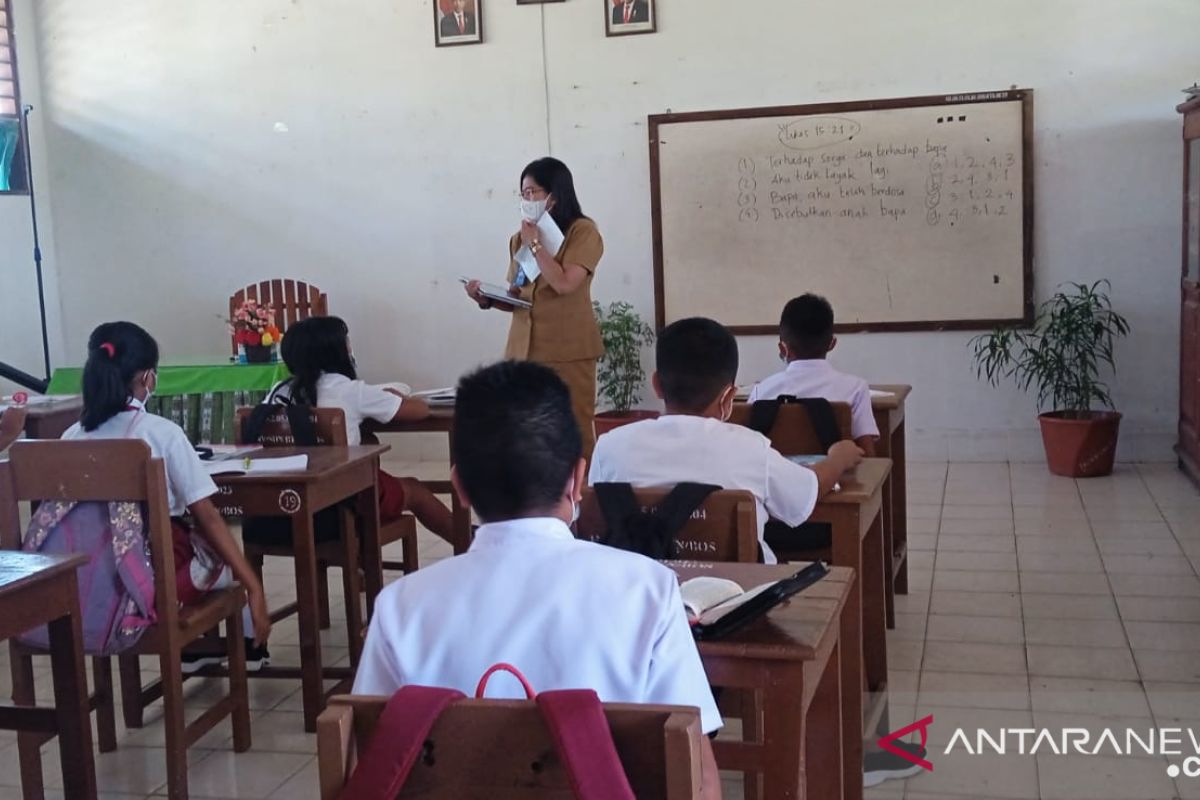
[
  {"x1": 969, "y1": 281, "x2": 1131, "y2": 416},
  {"x1": 594, "y1": 301, "x2": 655, "y2": 414}
]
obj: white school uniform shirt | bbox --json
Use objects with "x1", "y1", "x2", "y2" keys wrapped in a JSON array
[
  {"x1": 588, "y1": 415, "x2": 820, "y2": 564},
  {"x1": 352, "y1": 517, "x2": 722, "y2": 734},
  {"x1": 267, "y1": 373, "x2": 402, "y2": 446},
  {"x1": 61, "y1": 397, "x2": 217, "y2": 517},
  {"x1": 748, "y1": 359, "x2": 880, "y2": 441}
]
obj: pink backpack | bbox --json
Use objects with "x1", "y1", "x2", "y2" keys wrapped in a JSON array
[
  {"x1": 20, "y1": 500, "x2": 158, "y2": 655},
  {"x1": 340, "y1": 664, "x2": 637, "y2": 800}
]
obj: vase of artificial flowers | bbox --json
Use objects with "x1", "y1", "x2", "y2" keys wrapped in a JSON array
[{"x1": 226, "y1": 300, "x2": 282, "y2": 364}]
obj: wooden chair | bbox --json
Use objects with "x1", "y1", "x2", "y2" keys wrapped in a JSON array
[
  {"x1": 0, "y1": 439, "x2": 250, "y2": 800},
  {"x1": 728, "y1": 400, "x2": 853, "y2": 453},
  {"x1": 576, "y1": 486, "x2": 759, "y2": 562},
  {"x1": 234, "y1": 407, "x2": 418, "y2": 648},
  {"x1": 229, "y1": 279, "x2": 328, "y2": 355},
  {"x1": 730, "y1": 400, "x2": 852, "y2": 565},
  {"x1": 0, "y1": 406, "x2": 27, "y2": 451},
  {"x1": 317, "y1": 694, "x2": 705, "y2": 799}
]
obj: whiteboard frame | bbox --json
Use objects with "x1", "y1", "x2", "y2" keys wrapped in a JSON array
[{"x1": 648, "y1": 89, "x2": 1035, "y2": 334}]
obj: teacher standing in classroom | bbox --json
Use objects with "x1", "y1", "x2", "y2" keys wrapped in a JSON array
[{"x1": 464, "y1": 157, "x2": 605, "y2": 459}]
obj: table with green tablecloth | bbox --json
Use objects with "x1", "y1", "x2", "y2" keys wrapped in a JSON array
[{"x1": 47, "y1": 362, "x2": 290, "y2": 444}]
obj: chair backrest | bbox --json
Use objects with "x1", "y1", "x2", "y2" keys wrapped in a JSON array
[
  {"x1": 317, "y1": 695, "x2": 703, "y2": 800},
  {"x1": 0, "y1": 406, "x2": 27, "y2": 451},
  {"x1": 229, "y1": 279, "x2": 328, "y2": 354},
  {"x1": 577, "y1": 486, "x2": 758, "y2": 562},
  {"x1": 235, "y1": 406, "x2": 348, "y2": 446},
  {"x1": 0, "y1": 439, "x2": 181, "y2": 618},
  {"x1": 729, "y1": 400, "x2": 852, "y2": 455}
]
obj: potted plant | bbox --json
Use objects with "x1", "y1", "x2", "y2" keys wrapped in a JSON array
[
  {"x1": 226, "y1": 300, "x2": 282, "y2": 364},
  {"x1": 593, "y1": 301, "x2": 658, "y2": 436},
  {"x1": 969, "y1": 280, "x2": 1131, "y2": 477}
]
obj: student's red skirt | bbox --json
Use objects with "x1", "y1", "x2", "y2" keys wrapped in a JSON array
[
  {"x1": 377, "y1": 468, "x2": 407, "y2": 524},
  {"x1": 171, "y1": 518, "x2": 230, "y2": 606}
]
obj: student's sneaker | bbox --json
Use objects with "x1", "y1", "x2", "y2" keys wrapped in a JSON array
[
  {"x1": 180, "y1": 650, "x2": 225, "y2": 675},
  {"x1": 180, "y1": 639, "x2": 271, "y2": 674},
  {"x1": 244, "y1": 638, "x2": 271, "y2": 672},
  {"x1": 863, "y1": 741, "x2": 928, "y2": 787}
]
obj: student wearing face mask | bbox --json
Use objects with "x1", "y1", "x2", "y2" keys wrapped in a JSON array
[
  {"x1": 589, "y1": 317, "x2": 864, "y2": 563},
  {"x1": 463, "y1": 157, "x2": 604, "y2": 460}
]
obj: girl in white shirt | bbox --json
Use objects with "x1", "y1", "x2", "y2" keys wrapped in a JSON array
[
  {"x1": 62, "y1": 322, "x2": 272, "y2": 666},
  {"x1": 267, "y1": 317, "x2": 452, "y2": 540}
]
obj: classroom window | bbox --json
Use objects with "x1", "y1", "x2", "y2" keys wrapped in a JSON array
[{"x1": 0, "y1": 0, "x2": 28, "y2": 193}]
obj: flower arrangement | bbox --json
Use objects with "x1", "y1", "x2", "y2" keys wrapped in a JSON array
[{"x1": 226, "y1": 300, "x2": 281, "y2": 348}]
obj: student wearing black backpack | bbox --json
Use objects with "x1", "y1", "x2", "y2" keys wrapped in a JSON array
[{"x1": 589, "y1": 317, "x2": 863, "y2": 564}]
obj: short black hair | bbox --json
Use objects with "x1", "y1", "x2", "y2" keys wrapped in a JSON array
[
  {"x1": 452, "y1": 361, "x2": 582, "y2": 522},
  {"x1": 81, "y1": 321, "x2": 160, "y2": 431},
  {"x1": 279, "y1": 316, "x2": 357, "y2": 405},
  {"x1": 780, "y1": 294, "x2": 835, "y2": 358},
  {"x1": 655, "y1": 318, "x2": 738, "y2": 413},
  {"x1": 521, "y1": 157, "x2": 586, "y2": 232}
]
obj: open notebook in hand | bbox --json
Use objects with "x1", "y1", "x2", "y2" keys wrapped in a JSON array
[
  {"x1": 679, "y1": 562, "x2": 829, "y2": 640},
  {"x1": 203, "y1": 454, "x2": 309, "y2": 476}
]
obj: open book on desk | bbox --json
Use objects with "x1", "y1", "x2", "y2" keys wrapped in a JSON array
[
  {"x1": 679, "y1": 561, "x2": 829, "y2": 640},
  {"x1": 203, "y1": 454, "x2": 309, "y2": 476},
  {"x1": 412, "y1": 387, "x2": 456, "y2": 407}
]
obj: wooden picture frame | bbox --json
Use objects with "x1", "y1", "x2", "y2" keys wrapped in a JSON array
[
  {"x1": 606, "y1": 0, "x2": 656, "y2": 35},
  {"x1": 435, "y1": 0, "x2": 483, "y2": 47}
]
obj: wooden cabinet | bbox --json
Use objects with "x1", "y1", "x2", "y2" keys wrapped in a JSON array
[{"x1": 1179, "y1": 96, "x2": 1200, "y2": 487}]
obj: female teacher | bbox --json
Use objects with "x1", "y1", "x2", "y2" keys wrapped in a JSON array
[{"x1": 464, "y1": 157, "x2": 604, "y2": 459}]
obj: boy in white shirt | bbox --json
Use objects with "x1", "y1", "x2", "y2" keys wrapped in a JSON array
[
  {"x1": 353, "y1": 361, "x2": 723, "y2": 798},
  {"x1": 748, "y1": 293, "x2": 880, "y2": 455},
  {"x1": 589, "y1": 317, "x2": 863, "y2": 563}
]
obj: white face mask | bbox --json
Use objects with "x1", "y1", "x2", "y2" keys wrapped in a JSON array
[
  {"x1": 144, "y1": 370, "x2": 158, "y2": 402},
  {"x1": 520, "y1": 198, "x2": 547, "y2": 221}
]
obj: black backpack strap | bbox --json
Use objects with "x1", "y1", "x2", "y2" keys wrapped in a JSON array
[
  {"x1": 746, "y1": 399, "x2": 782, "y2": 435},
  {"x1": 746, "y1": 395, "x2": 842, "y2": 451},
  {"x1": 593, "y1": 482, "x2": 639, "y2": 545},
  {"x1": 792, "y1": 397, "x2": 842, "y2": 451},
  {"x1": 651, "y1": 482, "x2": 723, "y2": 548},
  {"x1": 285, "y1": 404, "x2": 319, "y2": 446}
]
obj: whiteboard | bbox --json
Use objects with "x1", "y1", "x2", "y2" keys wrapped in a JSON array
[{"x1": 649, "y1": 90, "x2": 1033, "y2": 332}]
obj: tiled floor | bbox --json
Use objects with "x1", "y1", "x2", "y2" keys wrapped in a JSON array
[{"x1": 0, "y1": 458, "x2": 1197, "y2": 798}]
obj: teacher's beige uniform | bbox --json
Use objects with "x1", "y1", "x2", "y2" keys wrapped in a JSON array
[{"x1": 504, "y1": 218, "x2": 604, "y2": 460}]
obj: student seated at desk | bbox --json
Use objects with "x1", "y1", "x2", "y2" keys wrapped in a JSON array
[
  {"x1": 353, "y1": 361, "x2": 722, "y2": 798},
  {"x1": 749, "y1": 293, "x2": 880, "y2": 455},
  {"x1": 264, "y1": 316, "x2": 452, "y2": 540},
  {"x1": 589, "y1": 317, "x2": 863, "y2": 564},
  {"x1": 62, "y1": 322, "x2": 272, "y2": 670}
]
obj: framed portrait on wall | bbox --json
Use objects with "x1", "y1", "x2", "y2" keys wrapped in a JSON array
[
  {"x1": 606, "y1": 0, "x2": 655, "y2": 36},
  {"x1": 435, "y1": 0, "x2": 483, "y2": 46}
]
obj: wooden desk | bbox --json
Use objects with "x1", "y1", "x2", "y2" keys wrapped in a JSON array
[
  {"x1": 20, "y1": 398, "x2": 83, "y2": 441},
  {"x1": 871, "y1": 385, "x2": 911, "y2": 630},
  {"x1": 668, "y1": 561, "x2": 859, "y2": 800},
  {"x1": 363, "y1": 409, "x2": 473, "y2": 553},
  {"x1": 212, "y1": 444, "x2": 389, "y2": 731},
  {"x1": 0, "y1": 552, "x2": 96, "y2": 799},
  {"x1": 805, "y1": 458, "x2": 891, "y2": 749}
]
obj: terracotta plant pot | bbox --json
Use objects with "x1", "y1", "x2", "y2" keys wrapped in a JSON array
[
  {"x1": 244, "y1": 344, "x2": 273, "y2": 364},
  {"x1": 594, "y1": 409, "x2": 660, "y2": 437},
  {"x1": 1037, "y1": 410, "x2": 1122, "y2": 478}
]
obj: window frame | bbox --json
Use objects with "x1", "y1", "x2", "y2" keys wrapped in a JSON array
[{"x1": 1, "y1": 0, "x2": 29, "y2": 195}]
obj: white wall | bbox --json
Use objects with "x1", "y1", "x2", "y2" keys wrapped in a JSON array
[
  {"x1": 17, "y1": 0, "x2": 1198, "y2": 460},
  {"x1": 0, "y1": 0, "x2": 63, "y2": 395}
]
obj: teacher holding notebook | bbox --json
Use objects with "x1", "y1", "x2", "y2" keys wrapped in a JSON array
[{"x1": 463, "y1": 157, "x2": 605, "y2": 459}]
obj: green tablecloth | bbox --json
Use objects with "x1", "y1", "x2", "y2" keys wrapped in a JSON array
[{"x1": 47, "y1": 362, "x2": 291, "y2": 444}]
